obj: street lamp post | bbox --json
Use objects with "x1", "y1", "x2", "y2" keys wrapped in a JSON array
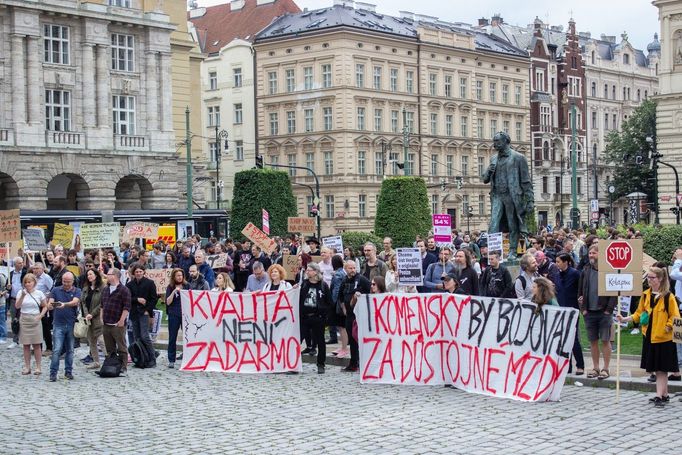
[
  {"x1": 402, "y1": 107, "x2": 409, "y2": 175},
  {"x1": 570, "y1": 101, "x2": 579, "y2": 229},
  {"x1": 646, "y1": 136, "x2": 660, "y2": 225},
  {"x1": 185, "y1": 107, "x2": 193, "y2": 218},
  {"x1": 214, "y1": 125, "x2": 228, "y2": 209}
]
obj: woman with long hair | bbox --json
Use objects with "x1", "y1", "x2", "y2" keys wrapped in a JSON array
[
  {"x1": 212, "y1": 272, "x2": 235, "y2": 292},
  {"x1": 162, "y1": 251, "x2": 177, "y2": 270},
  {"x1": 329, "y1": 255, "x2": 349, "y2": 358},
  {"x1": 165, "y1": 268, "x2": 189, "y2": 369},
  {"x1": 385, "y1": 253, "x2": 417, "y2": 293},
  {"x1": 263, "y1": 264, "x2": 292, "y2": 291},
  {"x1": 531, "y1": 276, "x2": 559, "y2": 313},
  {"x1": 81, "y1": 268, "x2": 106, "y2": 369},
  {"x1": 15, "y1": 274, "x2": 48, "y2": 375}
]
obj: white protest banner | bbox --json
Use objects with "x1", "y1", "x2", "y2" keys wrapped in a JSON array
[
  {"x1": 673, "y1": 318, "x2": 682, "y2": 344},
  {"x1": 396, "y1": 248, "x2": 423, "y2": 286},
  {"x1": 22, "y1": 228, "x2": 48, "y2": 251},
  {"x1": 180, "y1": 288, "x2": 302, "y2": 373},
  {"x1": 146, "y1": 269, "x2": 172, "y2": 295},
  {"x1": 322, "y1": 235, "x2": 343, "y2": 254},
  {"x1": 79, "y1": 223, "x2": 120, "y2": 249},
  {"x1": 487, "y1": 232, "x2": 504, "y2": 262},
  {"x1": 0, "y1": 209, "x2": 20, "y2": 243},
  {"x1": 124, "y1": 222, "x2": 159, "y2": 240},
  {"x1": 354, "y1": 293, "x2": 578, "y2": 402}
]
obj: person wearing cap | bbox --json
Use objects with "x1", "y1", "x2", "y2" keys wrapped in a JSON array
[
  {"x1": 443, "y1": 272, "x2": 465, "y2": 295},
  {"x1": 535, "y1": 250, "x2": 560, "y2": 290}
]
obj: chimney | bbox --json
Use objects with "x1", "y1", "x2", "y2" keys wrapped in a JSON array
[
  {"x1": 355, "y1": 2, "x2": 376, "y2": 12},
  {"x1": 230, "y1": 0, "x2": 245, "y2": 11},
  {"x1": 478, "y1": 18, "x2": 489, "y2": 27},
  {"x1": 189, "y1": 7, "x2": 206, "y2": 19},
  {"x1": 415, "y1": 14, "x2": 438, "y2": 23},
  {"x1": 491, "y1": 14, "x2": 503, "y2": 26},
  {"x1": 399, "y1": 11, "x2": 414, "y2": 21},
  {"x1": 333, "y1": 0, "x2": 354, "y2": 7}
]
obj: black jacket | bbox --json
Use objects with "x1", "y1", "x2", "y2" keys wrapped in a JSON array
[
  {"x1": 342, "y1": 273, "x2": 371, "y2": 312},
  {"x1": 299, "y1": 280, "x2": 332, "y2": 318},
  {"x1": 126, "y1": 277, "x2": 158, "y2": 317},
  {"x1": 456, "y1": 266, "x2": 480, "y2": 296},
  {"x1": 479, "y1": 264, "x2": 512, "y2": 298}
]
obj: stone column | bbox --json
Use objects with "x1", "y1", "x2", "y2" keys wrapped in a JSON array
[
  {"x1": 10, "y1": 34, "x2": 26, "y2": 125},
  {"x1": 26, "y1": 35, "x2": 41, "y2": 124},
  {"x1": 145, "y1": 51, "x2": 159, "y2": 132},
  {"x1": 96, "y1": 44, "x2": 110, "y2": 128},
  {"x1": 159, "y1": 52, "x2": 173, "y2": 132},
  {"x1": 82, "y1": 43, "x2": 96, "y2": 127}
]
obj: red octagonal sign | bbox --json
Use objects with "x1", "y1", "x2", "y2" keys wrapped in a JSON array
[{"x1": 605, "y1": 241, "x2": 633, "y2": 270}]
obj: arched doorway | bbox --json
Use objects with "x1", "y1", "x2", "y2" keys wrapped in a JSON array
[
  {"x1": 115, "y1": 175, "x2": 153, "y2": 210},
  {"x1": 47, "y1": 174, "x2": 90, "y2": 210},
  {"x1": 0, "y1": 173, "x2": 20, "y2": 209}
]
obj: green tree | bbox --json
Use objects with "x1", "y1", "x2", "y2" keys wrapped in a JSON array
[
  {"x1": 603, "y1": 99, "x2": 656, "y2": 201},
  {"x1": 374, "y1": 176, "x2": 431, "y2": 248},
  {"x1": 231, "y1": 169, "x2": 297, "y2": 239}
]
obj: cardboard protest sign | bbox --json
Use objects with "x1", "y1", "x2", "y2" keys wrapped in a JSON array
[
  {"x1": 396, "y1": 248, "x2": 423, "y2": 286},
  {"x1": 432, "y1": 214, "x2": 451, "y2": 246},
  {"x1": 22, "y1": 228, "x2": 48, "y2": 251},
  {"x1": 66, "y1": 265, "x2": 81, "y2": 277},
  {"x1": 51, "y1": 223, "x2": 74, "y2": 248},
  {"x1": 282, "y1": 254, "x2": 299, "y2": 280},
  {"x1": 354, "y1": 293, "x2": 579, "y2": 402},
  {"x1": 322, "y1": 236, "x2": 343, "y2": 254},
  {"x1": 146, "y1": 268, "x2": 172, "y2": 295},
  {"x1": 180, "y1": 288, "x2": 302, "y2": 373},
  {"x1": 124, "y1": 222, "x2": 159, "y2": 240},
  {"x1": 487, "y1": 232, "x2": 504, "y2": 262},
  {"x1": 206, "y1": 253, "x2": 228, "y2": 269},
  {"x1": 673, "y1": 318, "x2": 682, "y2": 344},
  {"x1": 80, "y1": 223, "x2": 120, "y2": 249},
  {"x1": 287, "y1": 217, "x2": 316, "y2": 234},
  {"x1": 0, "y1": 209, "x2": 20, "y2": 243},
  {"x1": 0, "y1": 241, "x2": 21, "y2": 258},
  {"x1": 241, "y1": 222, "x2": 276, "y2": 255},
  {"x1": 598, "y1": 239, "x2": 643, "y2": 297}
]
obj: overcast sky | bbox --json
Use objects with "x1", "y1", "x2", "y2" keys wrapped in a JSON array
[{"x1": 197, "y1": 0, "x2": 660, "y2": 50}]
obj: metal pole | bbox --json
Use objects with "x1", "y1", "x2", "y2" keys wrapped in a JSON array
[
  {"x1": 659, "y1": 160, "x2": 681, "y2": 225},
  {"x1": 186, "y1": 107, "x2": 193, "y2": 218},
  {"x1": 215, "y1": 125, "x2": 220, "y2": 209},
  {"x1": 570, "y1": 102, "x2": 579, "y2": 228},
  {"x1": 402, "y1": 107, "x2": 409, "y2": 175},
  {"x1": 593, "y1": 143, "x2": 598, "y2": 200},
  {"x1": 560, "y1": 154, "x2": 564, "y2": 227}
]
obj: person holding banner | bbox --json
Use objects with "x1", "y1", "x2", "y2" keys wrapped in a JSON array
[
  {"x1": 385, "y1": 253, "x2": 417, "y2": 294},
  {"x1": 263, "y1": 265, "x2": 292, "y2": 292},
  {"x1": 165, "y1": 269, "x2": 189, "y2": 369},
  {"x1": 617, "y1": 266, "x2": 681, "y2": 406},
  {"x1": 299, "y1": 263, "x2": 332, "y2": 374},
  {"x1": 15, "y1": 274, "x2": 48, "y2": 375},
  {"x1": 341, "y1": 260, "x2": 371, "y2": 372},
  {"x1": 212, "y1": 272, "x2": 236, "y2": 292}
]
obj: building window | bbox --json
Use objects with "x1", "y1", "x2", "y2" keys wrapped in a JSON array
[
  {"x1": 406, "y1": 70, "x2": 414, "y2": 93},
  {"x1": 460, "y1": 116, "x2": 468, "y2": 137},
  {"x1": 286, "y1": 111, "x2": 296, "y2": 134},
  {"x1": 355, "y1": 64, "x2": 365, "y2": 88},
  {"x1": 209, "y1": 71, "x2": 218, "y2": 90},
  {"x1": 430, "y1": 155, "x2": 438, "y2": 176},
  {"x1": 323, "y1": 107, "x2": 333, "y2": 131},
  {"x1": 109, "y1": 0, "x2": 131, "y2": 6},
  {"x1": 373, "y1": 66, "x2": 382, "y2": 90},
  {"x1": 303, "y1": 152, "x2": 314, "y2": 174},
  {"x1": 637, "y1": 89, "x2": 641, "y2": 101},
  {"x1": 444, "y1": 75, "x2": 452, "y2": 97},
  {"x1": 209, "y1": 142, "x2": 219, "y2": 163},
  {"x1": 503, "y1": 120, "x2": 510, "y2": 134},
  {"x1": 604, "y1": 113, "x2": 609, "y2": 130},
  {"x1": 233, "y1": 103, "x2": 243, "y2": 124},
  {"x1": 374, "y1": 109, "x2": 383, "y2": 132},
  {"x1": 268, "y1": 71, "x2": 277, "y2": 94},
  {"x1": 515, "y1": 121, "x2": 522, "y2": 141},
  {"x1": 303, "y1": 66, "x2": 313, "y2": 90},
  {"x1": 233, "y1": 67, "x2": 242, "y2": 88},
  {"x1": 288, "y1": 154, "x2": 297, "y2": 176},
  {"x1": 269, "y1": 112, "x2": 278, "y2": 135},
  {"x1": 603, "y1": 84, "x2": 608, "y2": 98},
  {"x1": 208, "y1": 106, "x2": 220, "y2": 127},
  {"x1": 535, "y1": 68, "x2": 545, "y2": 91},
  {"x1": 405, "y1": 111, "x2": 415, "y2": 133},
  {"x1": 235, "y1": 140, "x2": 244, "y2": 161},
  {"x1": 359, "y1": 194, "x2": 366, "y2": 218},
  {"x1": 489, "y1": 82, "x2": 497, "y2": 102},
  {"x1": 429, "y1": 73, "x2": 437, "y2": 96},
  {"x1": 591, "y1": 81, "x2": 596, "y2": 97},
  {"x1": 375, "y1": 151, "x2": 384, "y2": 176},
  {"x1": 358, "y1": 150, "x2": 366, "y2": 175},
  {"x1": 477, "y1": 118, "x2": 484, "y2": 138},
  {"x1": 324, "y1": 151, "x2": 334, "y2": 175},
  {"x1": 406, "y1": 153, "x2": 415, "y2": 176},
  {"x1": 542, "y1": 141, "x2": 550, "y2": 160},
  {"x1": 541, "y1": 105, "x2": 551, "y2": 127},
  {"x1": 489, "y1": 119, "x2": 497, "y2": 139},
  {"x1": 389, "y1": 151, "x2": 399, "y2": 175},
  {"x1": 44, "y1": 24, "x2": 70, "y2": 65},
  {"x1": 112, "y1": 95, "x2": 135, "y2": 135},
  {"x1": 542, "y1": 176, "x2": 548, "y2": 193},
  {"x1": 612, "y1": 85, "x2": 616, "y2": 100},
  {"x1": 325, "y1": 195, "x2": 335, "y2": 219},
  {"x1": 461, "y1": 155, "x2": 469, "y2": 176},
  {"x1": 477, "y1": 156, "x2": 485, "y2": 176},
  {"x1": 555, "y1": 176, "x2": 561, "y2": 194},
  {"x1": 478, "y1": 194, "x2": 485, "y2": 215},
  {"x1": 391, "y1": 110, "x2": 399, "y2": 133},
  {"x1": 285, "y1": 69, "x2": 295, "y2": 92},
  {"x1": 446, "y1": 155, "x2": 454, "y2": 177},
  {"x1": 577, "y1": 177, "x2": 582, "y2": 194},
  {"x1": 430, "y1": 113, "x2": 438, "y2": 135},
  {"x1": 475, "y1": 80, "x2": 483, "y2": 100},
  {"x1": 45, "y1": 89, "x2": 71, "y2": 131},
  {"x1": 270, "y1": 155, "x2": 279, "y2": 165},
  {"x1": 322, "y1": 64, "x2": 332, "y2": 88},
  {"x1": 460, "y1": 77, "x2": 468, "y2": 99},
  {"x1": 304, "y1": 109, "x2": 314, "y2": 132},
  {"x1": 432, "y1": 194, "x2": 439, "y2": 215},
  {"x1": 623, "y1": 54, "x2": 630, "y2": 65},
  {"x1": 111, "y1": 33, "x2": 134, "y2": 72},
  {"x1": 446, "y1": 115, "x2": 453, "y2": 136},
  {"x1": 357, "y1": 107, "x2": 366, "y2": 130},
  {"x1": 390, "y1": 68, "x2": 398, "y2": 92},
  {"x1": 568, "y1": 76, "x2": 581, "y2": 97},
  {"x1": 515, "y1": 85, "x2": 522, "y2": 105},
  {"x1": 592, "y1": 111, "x2": 597, "y2": 129},
  {"x1": 613, "y1": 115, "x2": 617, "y2": 130},
  {"x1": 591, "y1": 51, "x2": 595, "y2": 64}
]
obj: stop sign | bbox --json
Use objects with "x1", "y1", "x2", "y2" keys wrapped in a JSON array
[{"x1": 605, "y1": 241, "x2": 633, "y2": 270}]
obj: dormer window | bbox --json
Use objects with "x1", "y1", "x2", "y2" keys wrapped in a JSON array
[{"x1": 623, "y1": 54, "x2": 630, "y2": 64}]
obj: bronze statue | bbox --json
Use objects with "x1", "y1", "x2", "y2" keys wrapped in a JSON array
[{"x1": 481, "y1": 132, "x2": 534, "y2": 258}]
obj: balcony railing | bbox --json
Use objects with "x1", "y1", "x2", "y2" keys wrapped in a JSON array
[
  {"x1": 114, "y1": 134, "x2": 148, "y2": 151},
  {"x1": 46, "y1": 131, "x2": 84, "y2": 149}
]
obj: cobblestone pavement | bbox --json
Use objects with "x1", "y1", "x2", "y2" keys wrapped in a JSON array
[{"x1": 0, "y1": 345, "x2": 679, "y2": 455}]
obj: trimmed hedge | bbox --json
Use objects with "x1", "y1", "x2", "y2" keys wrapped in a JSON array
[
  {"x1": 596, "y1": 223, "x2": 682, "y2": 265},
  {"x1": 342, "y1": 232, "x2": 383, "y2": 255},
  {"x1": 230, "y1": 169, "x2": 297, "y2": 239},
  {"x1": 374, "y1": 176, "x2": 432, "y2": 248}
]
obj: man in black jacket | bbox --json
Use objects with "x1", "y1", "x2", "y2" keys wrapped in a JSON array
[
  {"x1": 479, "y1": 252, "x2": 512, "y2": 298},
  {"x1": 341, "y1": 260, "x2": 371, "y2": 372},
  {"x1": 125, "y1": 262, "x2": 157, "y2": 367},
  {"x1": 453, "y1": 250, "x2": 479, "y2": 296}
]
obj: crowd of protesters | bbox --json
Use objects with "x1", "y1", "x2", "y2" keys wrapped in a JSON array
[{"x1": 1, "y1": 226, "x2": 680, "y2": 405}]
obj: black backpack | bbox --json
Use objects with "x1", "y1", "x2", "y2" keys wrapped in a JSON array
[
  {"x1": 128, "y1": 340, "x2": 155, "y2": 368},
  {"x1": 96, "y1": 352, "x2": 123, "y2": 378}
]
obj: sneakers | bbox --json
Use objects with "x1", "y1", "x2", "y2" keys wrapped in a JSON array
[
  {"x1": 301, "y1": 347, "x2": 312, "y2": 355},
  {"x1": 65, "y1": 373, "x2": 74, "y2": 380},
  {"x1": 42, "y1": 350, "x2": 52, "y2": 357},
  {"x1": 80, "y1": 355, "x2": 93, "y2": 364},
  {"x1": 342, "y1": 365, "x2": 359, "y2": 372},
  {"x1": 168, "y1": 362, "x2": 175, "y2": 369},
  {"x1": 49, "y1": 374, "x2": 57, "y2": 382},
  {"x1": 651, "y1": 396, "x2": 667, "y2": 407},
  {"x1": 630, "y1": 328, "x2": 640, "y2": 335},
  {"x1": 336, "y1": 349, "x2": 350, "y2": 359},
  {"x1": 668, "y1": 374, "x2": 681, "y2": 381},
  {"x1": 317, "y1": 365, "x2": 325, "y2": 374},
  {"x1": 86, "y1": 363, "x2": 100, "y2": 370},
  {"x1": 7, "y1": 342, "x2": 17, "y2": 349}
]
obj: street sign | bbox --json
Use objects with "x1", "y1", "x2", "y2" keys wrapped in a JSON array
[
  {"x1": 604, "y1": 241, "x2": 633, "y2": 270},
  {"x1": 590, "y1": 199, "x2": 599, "y2": 221},
  {"x1": 432, "y1": 214, "x2": 452, "y2": 246},
  {"x1": 262, "y1": 209, "x2": 270, "y2": 235},
  {"x1": 598, "y1": 239, "x2": 643, "y2": 297}
]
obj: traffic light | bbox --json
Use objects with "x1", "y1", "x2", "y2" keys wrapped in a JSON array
[
  {"x1": 468, "y1": 205, "x2": 474, "y2": 216},
  {"x1": 255, "y1": 155, "x2": 263, "y2": 169},
  {"x1": 309, "y1": 204, "x2": 319, "y2": 217},
  {"x1": 456, "y1": 177, "x2": 463, "y2": 190}
]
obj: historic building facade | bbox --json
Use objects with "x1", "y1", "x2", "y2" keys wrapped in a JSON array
[
  {"x1": 254, "y1": 2, "x2": 530, "y2": 235},
  {"x1": 0, "y1": 0, "x2": 190, "y2": 211}
]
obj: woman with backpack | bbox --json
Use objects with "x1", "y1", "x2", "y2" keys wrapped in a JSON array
[
  {"x1": 165, "y1": 268, "x2": 189, "y2": 369},
  {"x1": 617, "y1": 266, "x2": 681, "y2": 407}
]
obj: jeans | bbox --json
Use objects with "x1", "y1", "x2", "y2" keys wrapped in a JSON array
[
  {"x1": 344, "y1": 303, "x2": 359, "y2": 368},
  {"x1": 0, "y1": 301, "x2": 6, "y2": 340},
  {"x1": 130, "y1": 313, "x2": 155, "y2": 366},
  {"x1": 167, "y1": 313, "x2": 182, "y2": 363},
  {"x1": 302, "y1": 315, "x2": 326, "y2": 367},
  {"x1": 50, "y1": 323, "x2": 74, "y2": 376}
]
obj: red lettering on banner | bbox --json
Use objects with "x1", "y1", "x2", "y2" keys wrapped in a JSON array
[
  {"x1": 361, "y1": 337, "x2": 382, "y2": 380},
  {"x1": 272, "y1": 292, "x2": 295, "y2": 323},
  {"x1": 484, "y1": 348, "x2": 505, "y2": 394},
  {"x1": 378, "y1": 339, "x2": 396, "y2": 380},
  {"x1": 237, "y1": 343, "x2": 258, "y2": 372},
  {"x1": 533, "y1": 356, "x2": 570, "y2": 401},
  {"x1": 459, "y1": 343, "x2": 474, "y2": 386},
  {"x1": 183, "y1": 341, "x2": 208, "y2": 371},
  {"x1": 206, "y1": 341, "x2": 226, "y2": 369},
  {"x1": 189, "y1": 291, "x2": 209, "y2": 319},
  {"x1": 224, "y1": 342, "x2": 240, "y2": 370}
]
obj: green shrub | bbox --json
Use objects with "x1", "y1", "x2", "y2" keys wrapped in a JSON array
[
  {"x1": 342, "y1": 232, "x2": 383, "y2": 255},
  {"x1": 595, "y1": 223, "x2": 682, "y2": 264},
  {"x1": 230, "y1": 169, "x2": 297, "y2": 239},
  {"x1": 374, "y1": 177, "x2": 432, "y2": 248}
]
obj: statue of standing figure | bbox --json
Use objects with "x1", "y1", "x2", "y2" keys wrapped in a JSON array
[{"x1": 481, "y1": 132, "x2": 535, "y2": 259}]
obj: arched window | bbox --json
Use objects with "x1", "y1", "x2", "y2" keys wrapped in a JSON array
[{"x1": 542, "y1": 141, "x2": 550, "y2": 160}]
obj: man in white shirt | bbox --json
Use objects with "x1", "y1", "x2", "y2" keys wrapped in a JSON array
[
  {"x1": 32, "y1": 262, "x2": 55, "y2": 355},
  {"x1": 670, "y1": 247, "x2": 682, "y2": 380}
]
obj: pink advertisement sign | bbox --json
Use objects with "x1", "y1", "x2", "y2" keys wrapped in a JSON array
[{"x1": 432, "y1": 214, "x2": 452, "y2": 245}]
